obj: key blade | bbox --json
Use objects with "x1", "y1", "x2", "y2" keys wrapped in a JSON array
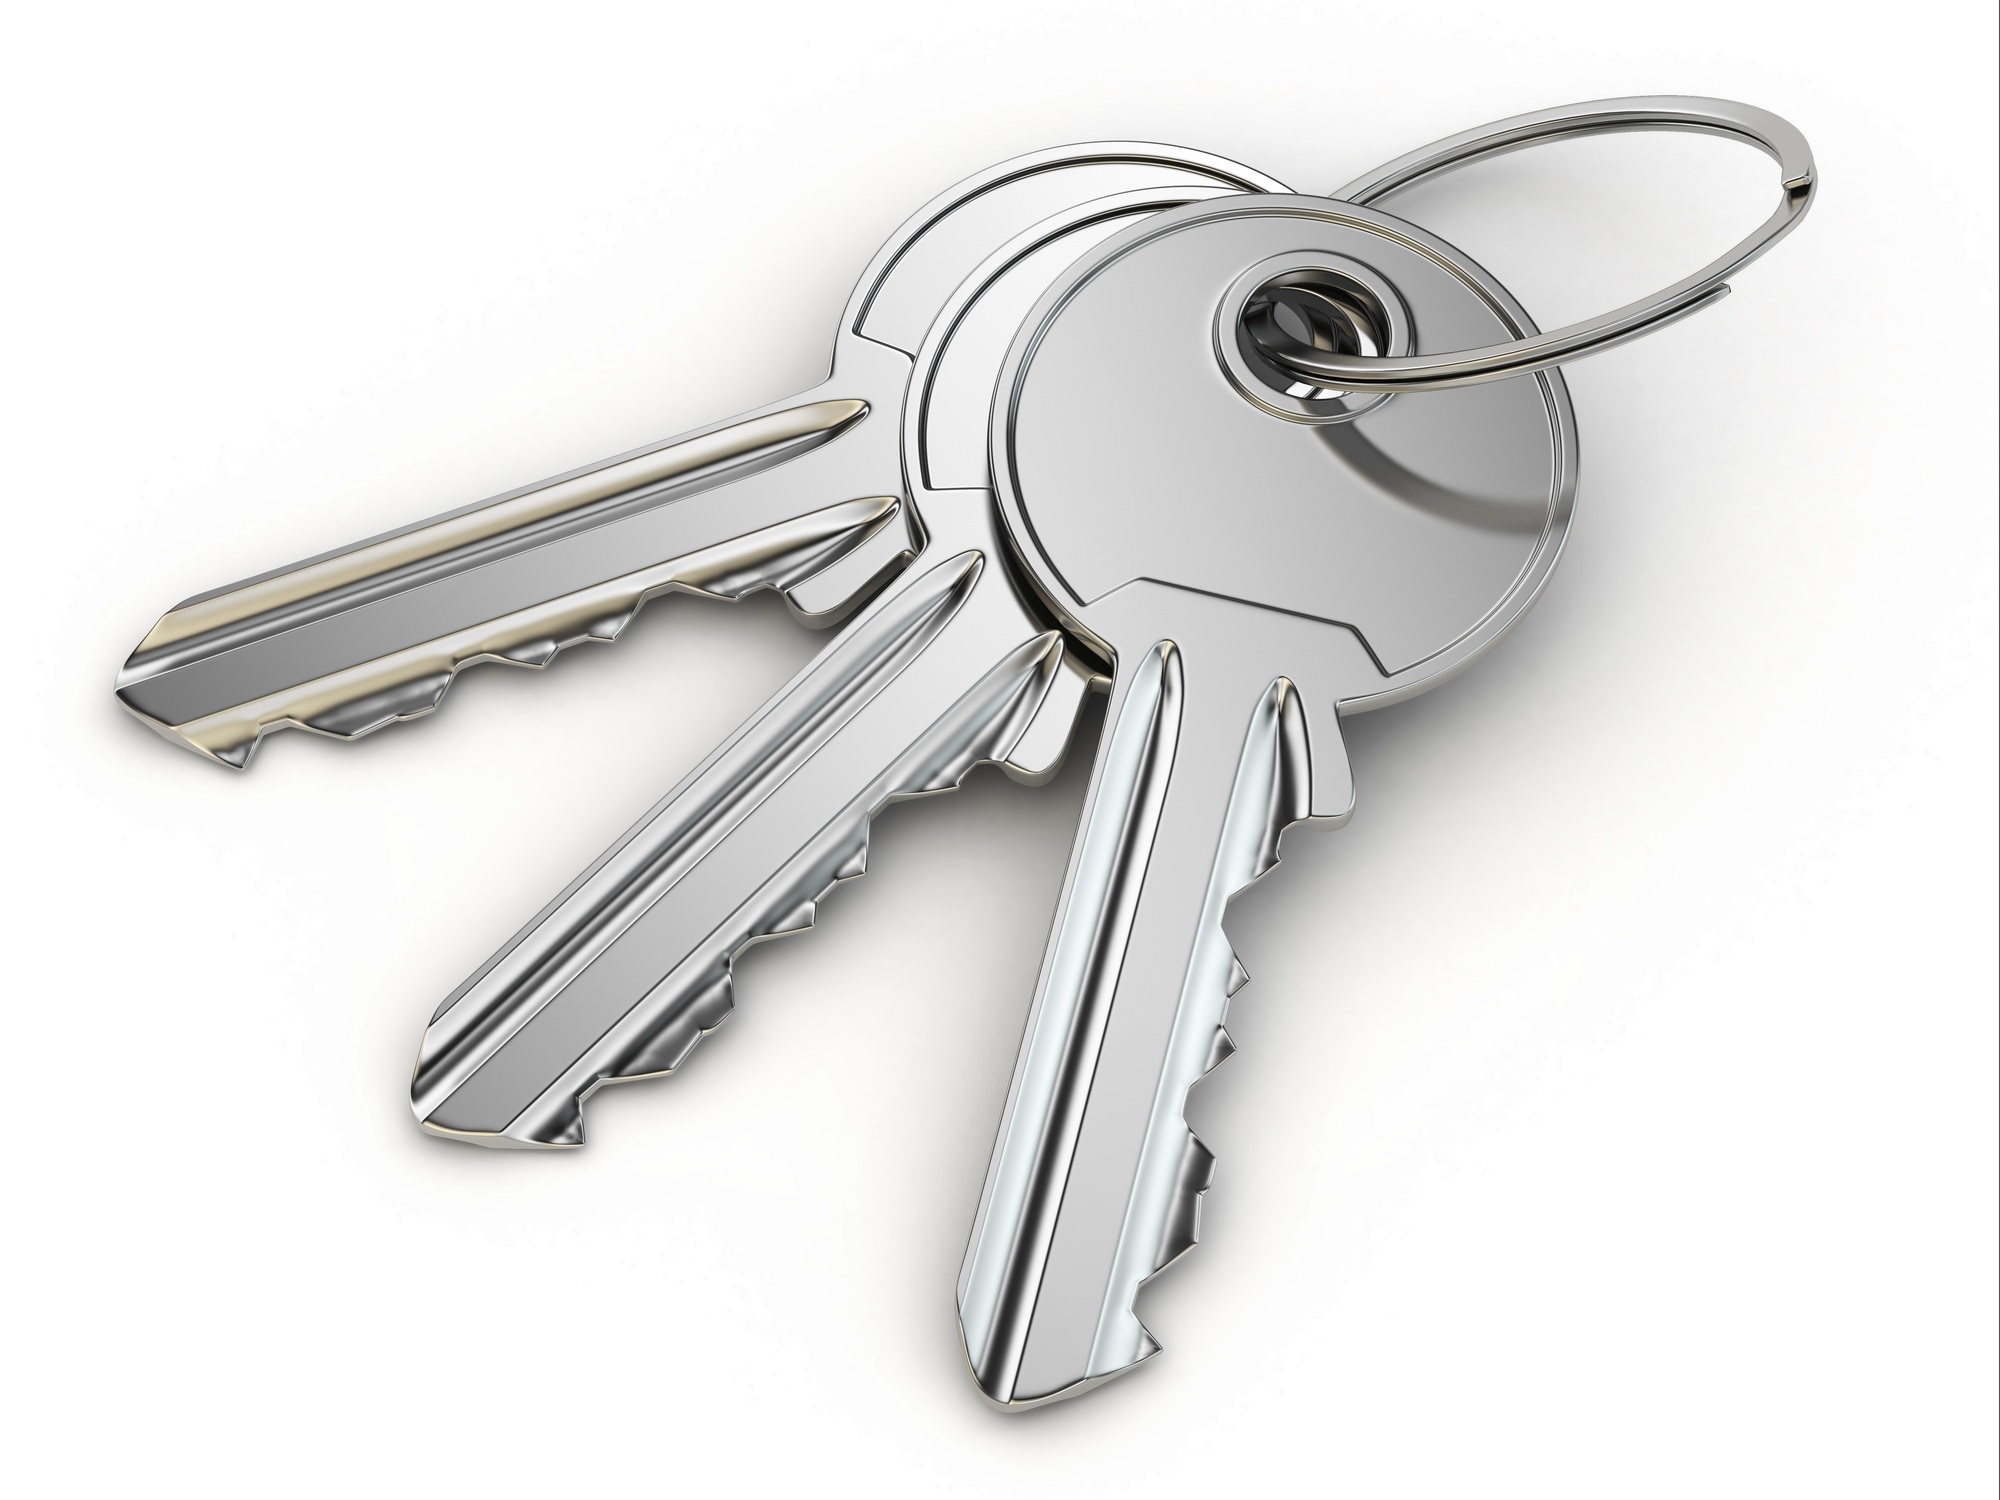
[
  {"x1": 115, "y1": 367, "x2": 911, "y2": 768},
  {"x1": 411, "y1": 494, "x2": 1093, "y2": 1148},
  {"x1": 128, "y1": 401, "x2": 868, "y2": 660},
  {"x1": 958, "y1": 589, "x2": 1365, "y2": 1409}
]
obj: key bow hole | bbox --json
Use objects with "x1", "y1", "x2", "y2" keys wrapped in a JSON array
[
  {"x1": 1246, "y1": 279, "x2": 1384, "y2": 365},
  {"x1": 1218, "y1": 257, "x2": 1411, "y2": 424}
]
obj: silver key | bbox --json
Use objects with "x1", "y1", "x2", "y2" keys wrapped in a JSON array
[
  {"x1": 959, "y1": 211, "x2": 1578, "y2": 1405},
  {"x1": 961, "y1": 94, "x2": 1816, "y2": 1408},
  {"x1": 114, "y1": 144, "x2": 1275, "y2": 767},
  {"x1": 409, "y1": 171, "x2": 1287, "y2": 1147}
]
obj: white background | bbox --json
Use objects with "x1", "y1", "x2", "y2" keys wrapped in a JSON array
[{"x1": 3, "y1": 2, "x2": 1994, "y2": 1495}]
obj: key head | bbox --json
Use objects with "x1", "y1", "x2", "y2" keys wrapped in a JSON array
[{"x1": 992, "y1": 195, "x2": 1578, "y2": 704}]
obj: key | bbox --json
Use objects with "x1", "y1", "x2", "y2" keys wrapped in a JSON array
[
  {"x1": 956, "y1": 196, "x2": 1585, "y2": 1407},
  {"x1": 114, "y1": 144, "x2": 1277, "y2": 767},
  {"x1": 409, "y1": 170, "x2": 1289, "y2": 1147},
  {"x1": 961, "y1": 96, "x2": 1816, "y2": 1407}
]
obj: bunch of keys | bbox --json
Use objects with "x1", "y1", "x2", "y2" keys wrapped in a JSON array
[{"x1": 118, "y1": 97, "x2": 1814, "y2": 1409}]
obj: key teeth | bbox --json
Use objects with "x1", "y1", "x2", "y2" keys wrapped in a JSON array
[
  {"x1": 301, "y1": 673, "x2": 456, "y2": 739},
  {"x1": 1115, "y1": 678, "x2": 1313, "y2": 1347},
  {"x1": 522, "y1": 1097, "x2": 588, "y2": 1149},
  {"x1": 258, "y1": 605, "x2": 656, "y2": 760},
  {"x1": 1154, "y1": 1130, "x2": 1218, "y2": 1274},
  {"x1": 1204, "y1": 1024, "x2": 1237, "y2": 1074},
  {"x1": 471, "y1": 970, "x2": 740, "y2": 1149},
  {"x1": 586, "y1": 609, "x2": 640, "y2": 642},
  {"x1": 498, "y1": 637, "x2": 561, "y2": 667},
  {"x1": 176, "y1": 622, "x2": 612, "y2": 768},
  {"x1": 523, "y1": 828, "x2": 873, "y2": 1145},
  {"x1": 978, "y1": 1126, "x2": 1201, "y2": 1408},
  {"x1": 198, "y1": 585, "x2": 815, "y2": 767},
  {"x1": 614, "y1": 970, "x2": 736, "y2": 1080},
  {"x1": 1225, "y1": 952, "x2": 1250, "y2": 997},
  {"x1": 762, "y1": 899, "x2": 818, "y2": 939}
]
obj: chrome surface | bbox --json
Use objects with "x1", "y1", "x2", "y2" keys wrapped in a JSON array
[
  {"x1": 966, "y1": 196, "x2": 1579, "y2": 1407},
  {"x1": 115, "y1": 145, "x2": 1277, "y2": 766},
  {"x1": 114, "y1": 108, "x2": 1815, "y2": 1412},
  {"x1": 1261, "y1": 97, "x2": 1816, "y2": 392},
  {"x1": 410, "y1": 179, "x2": 1282, "y2": 1147}
]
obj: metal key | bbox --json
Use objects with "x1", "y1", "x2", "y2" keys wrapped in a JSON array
[
  {"x1": 409, "y1": 171, "x2": 1287, "y2": 1146},
  {"x1": 114, "y1": 144, "x2": 1276, "y2": 767},
  {"x1": 962, "y1": 96, "x2": 1815, "y2": 1408}
]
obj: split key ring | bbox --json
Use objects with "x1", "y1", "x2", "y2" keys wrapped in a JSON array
[{"x1": 1257, "y1": 95, "x2": 1816, "y2": 393}]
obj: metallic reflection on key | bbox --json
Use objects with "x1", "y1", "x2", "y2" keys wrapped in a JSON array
[
  {"x1": 115, "y1": 145, "x2": 1276, "y2": 766},
  {"x1": 410, "y1": 175, "x2": 1286, "y2": 1147},
  {"x1": 960, "y1": 198, "x2": 1581, "y2": 1407}
]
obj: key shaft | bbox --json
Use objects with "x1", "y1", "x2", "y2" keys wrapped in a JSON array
[
  {"x1": 960, "y1": 587, "x2": 1369, "y2": 1406},
  {"x1": 116, "y1": 367, "x2": 911, "y2": 766}
]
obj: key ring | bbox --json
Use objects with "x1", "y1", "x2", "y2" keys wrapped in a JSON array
[{"x1": 1254, "y1": 96, "x2": 1815, "y2": 393}]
